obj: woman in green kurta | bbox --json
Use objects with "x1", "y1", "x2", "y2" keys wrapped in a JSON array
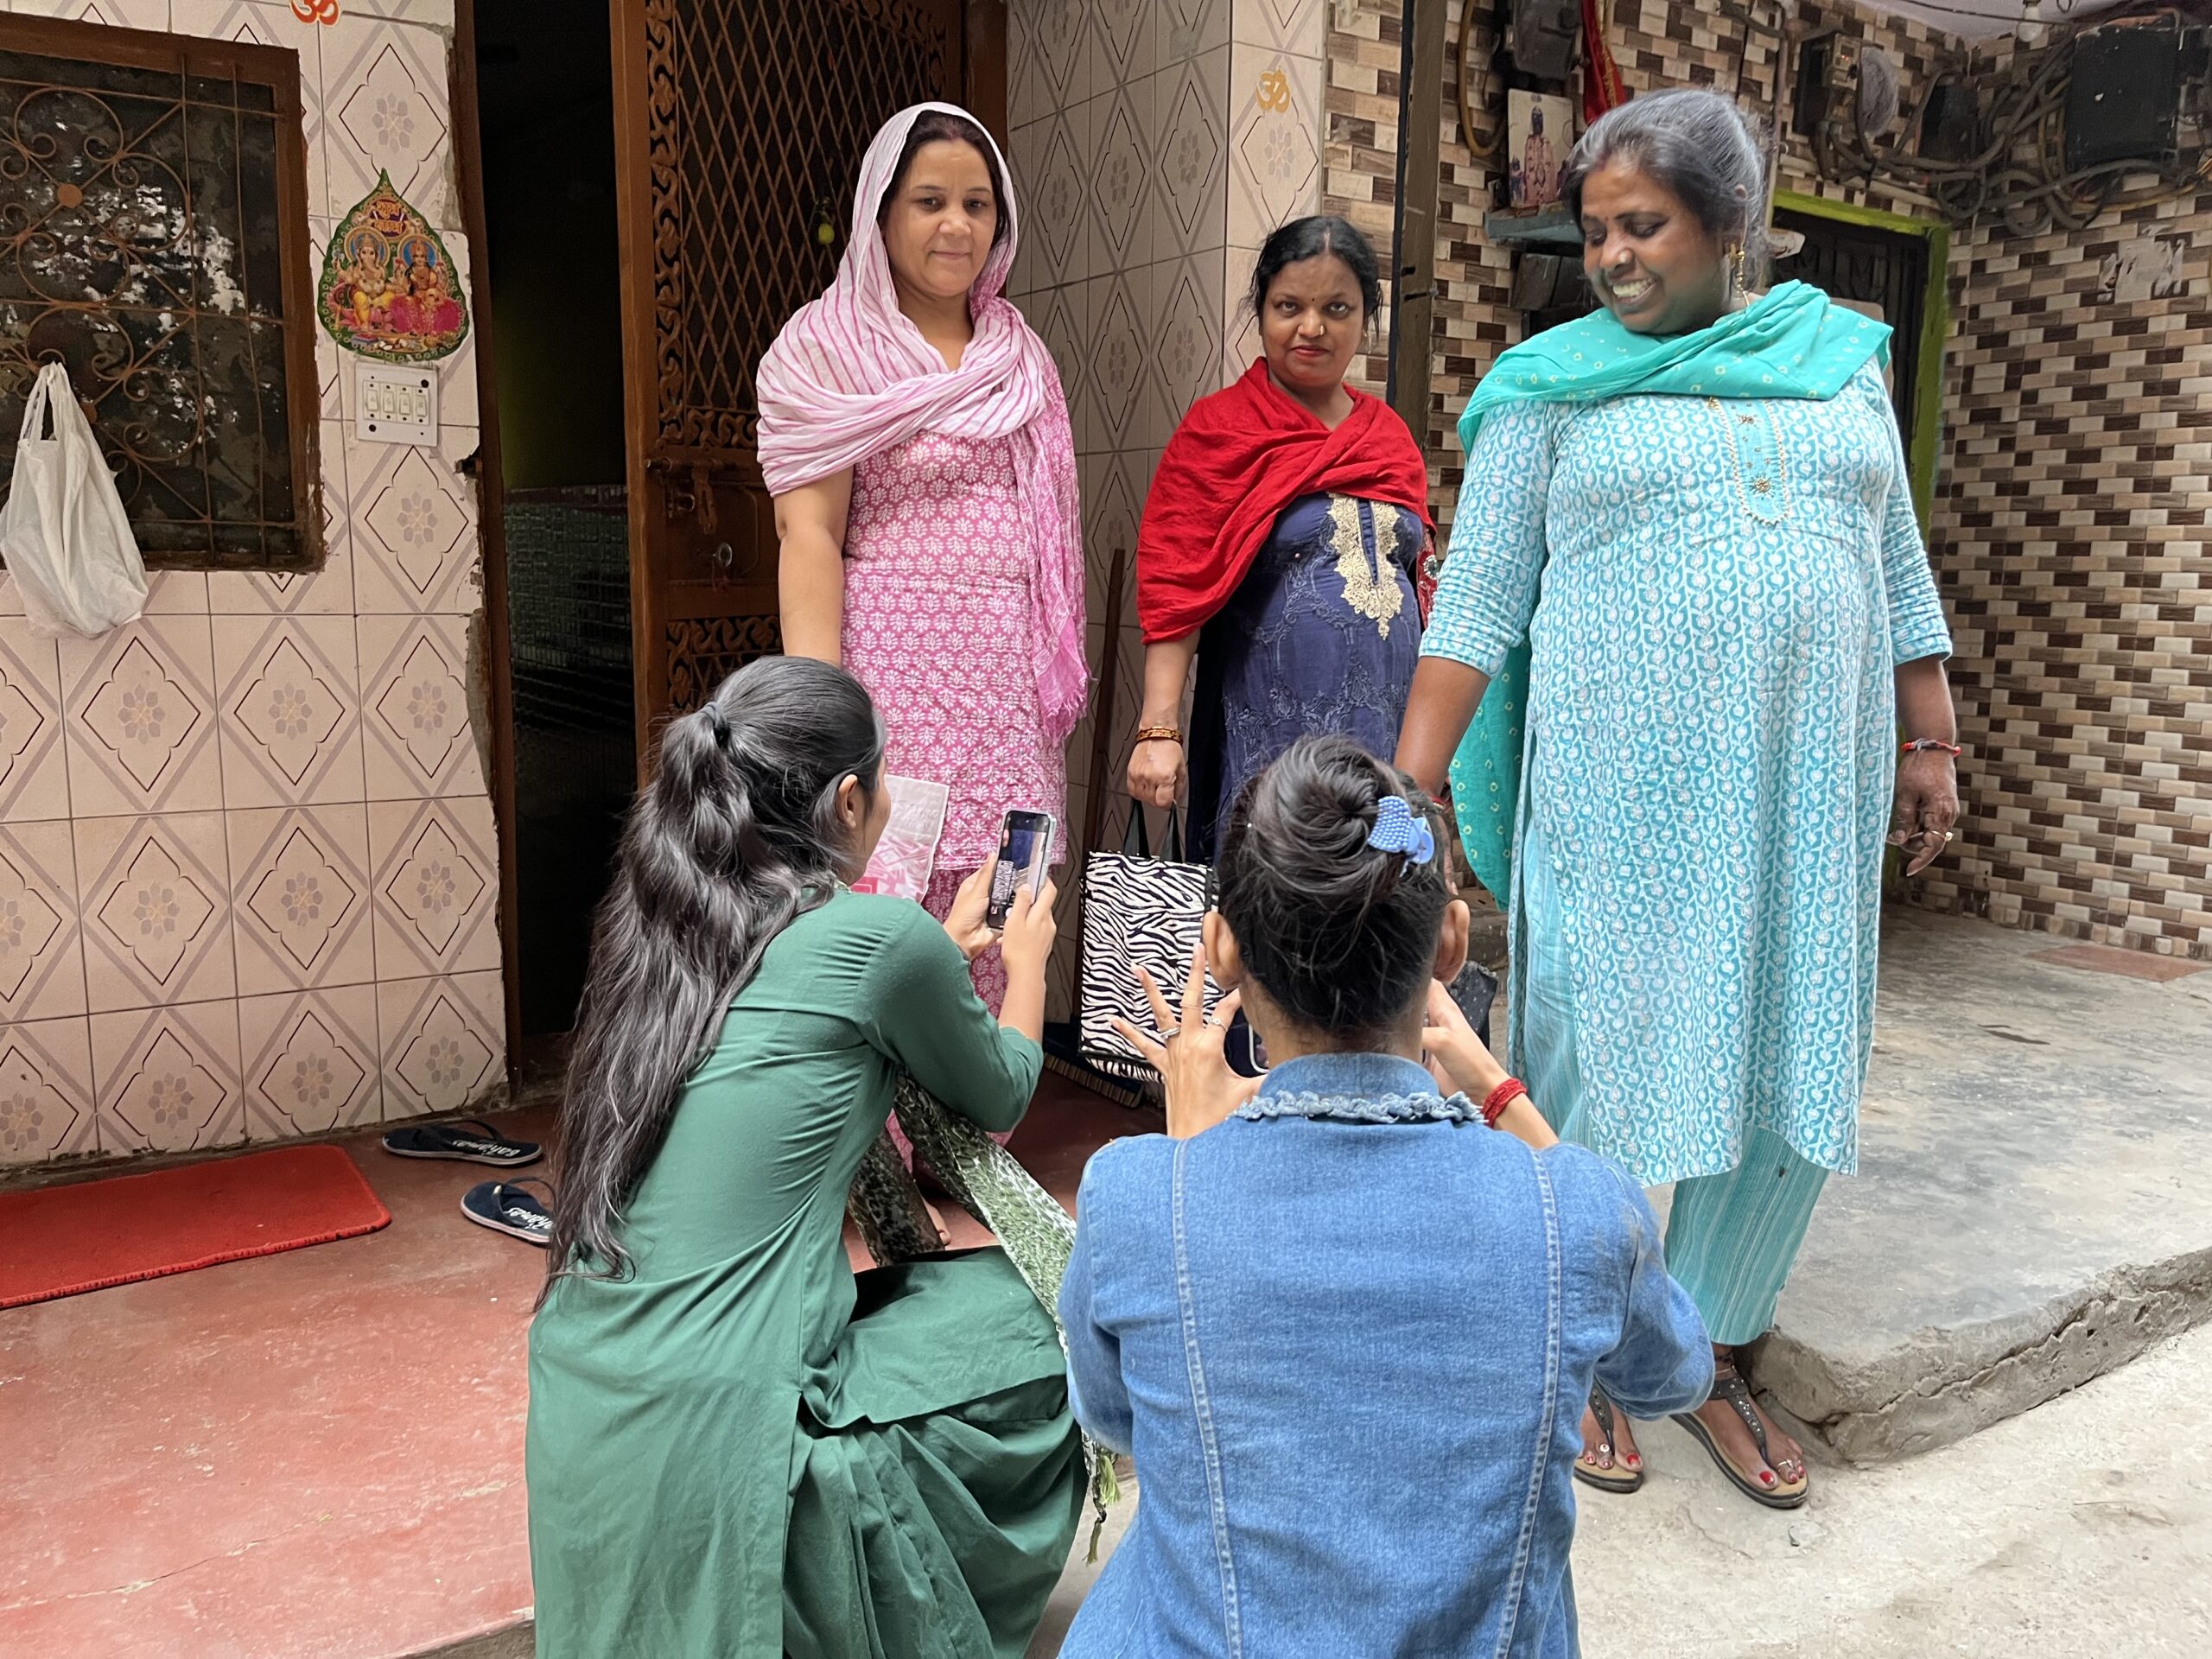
[{"x1": 526, "y1": 655, "x2": 1084, "y2": 1658}]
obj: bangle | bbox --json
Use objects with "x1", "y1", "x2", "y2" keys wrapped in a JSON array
[
  {"x1": 1134, "y1": 725, "x2": 1184, "y2": 747},
  {"x1": 1900, "y1": 738, "x2": 1961, "y2": 757},
  {"x1": 1481, "y1": 1077, "x2": 1529, "y2": 1128}
]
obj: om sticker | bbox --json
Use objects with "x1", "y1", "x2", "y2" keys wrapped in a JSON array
[{"x1": 317, "y1": 173, "x2": 470, "y2": 362}]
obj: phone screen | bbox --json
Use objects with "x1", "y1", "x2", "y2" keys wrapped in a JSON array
[{"x1": 986, "y1": 810, "x2": 1054, "y2": 928}]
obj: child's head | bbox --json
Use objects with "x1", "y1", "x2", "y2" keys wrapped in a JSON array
[{"x1": 1208, "y1": 734, "x2": 1469, "y2": 1053}]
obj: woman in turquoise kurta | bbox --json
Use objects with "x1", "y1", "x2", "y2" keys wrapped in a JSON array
[
  {"x1": 526, "y1": 655, "x2": 1084, "y2": 1656},
  {"x1": 1398, "y1": 91, "x2": 1961, "y2": 1510}
]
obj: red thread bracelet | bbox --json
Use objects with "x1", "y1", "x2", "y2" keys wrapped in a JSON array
[
  {"x1": 1899, "y1": 738, "x2": 1962, "y2": 757},
  {"x1": 1482, "y1": 1077, "x2": 1529, "y2": 1127}
]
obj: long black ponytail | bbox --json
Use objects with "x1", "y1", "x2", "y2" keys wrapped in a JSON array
[{"x1": 543, "y1": 655, "x2": 885, "y2": 1291}]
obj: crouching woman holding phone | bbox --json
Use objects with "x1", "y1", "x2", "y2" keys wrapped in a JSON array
[
  {"x1": 527, "y1": 657, "x2": 1085, "y2": 1659},
  {"x1": 1056, "y1": 735, "x2": 1712, "y2": 1656}
]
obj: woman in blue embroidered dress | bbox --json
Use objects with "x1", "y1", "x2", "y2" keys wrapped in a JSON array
[
  {"x1": 1126, "y1": 218, "x2": 1435, "y2": 861},
  {"x1": 1397, "y1": 90, "x2": 1961, "y2": 1508},
  {"x1": 1058, "y1": 735, "x2": 1711, "y2": 1657}
]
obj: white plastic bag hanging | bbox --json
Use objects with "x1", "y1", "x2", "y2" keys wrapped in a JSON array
[{"x1": 0, "y1": 362, "x2": 148, "y2": 639}]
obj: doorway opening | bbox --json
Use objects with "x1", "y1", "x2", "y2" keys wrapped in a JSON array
[
  {"x1": 474, "y1": 0, "x2": 632, "y2": 1057},
  {"x1": 1772, "y1": 193, "x2": 1950, "y2": 521}
]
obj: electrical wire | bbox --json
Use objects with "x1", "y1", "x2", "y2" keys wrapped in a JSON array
[{"x1": 1803, "y1": 1, "x2": 2209, "y2": 232}]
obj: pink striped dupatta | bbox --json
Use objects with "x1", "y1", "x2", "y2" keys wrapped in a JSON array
[{"x1": 757, "y1": 102, "x2": 1089, "y2": 745}]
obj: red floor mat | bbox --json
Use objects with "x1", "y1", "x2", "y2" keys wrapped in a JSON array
[{"x1": 0, "y1": 1145, "x2": 391, "y2": 1309}]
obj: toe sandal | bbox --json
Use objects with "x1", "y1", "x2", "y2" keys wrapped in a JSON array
[
  {"x1": 1573, "y1": 1389, "x2": 1644, "y2": 1495},
  {"x1": 1672, "y1": 1360, "x2": 1808, "y2": 1510},
  {"x1": 461, "y1": 1179, "x2": 554, "y2": 1246},
  {"x1": 382, "y1": 1118, "x2": 542, "y2": 1167}
]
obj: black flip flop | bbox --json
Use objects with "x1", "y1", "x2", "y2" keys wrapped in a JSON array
[
  {"x1": 1673, "y1": 1363, "x2": 1809, "y2": 1510},
  {"x1": 461, "y1": 1179, "x2": 554, "y2": 1246},
  {"x1": 1572, "y1": 1389, "x2": 1644, "y2": 1494},
  {"x1": 382, "y1": 1118, "x2": 542, "y2": 1167}
]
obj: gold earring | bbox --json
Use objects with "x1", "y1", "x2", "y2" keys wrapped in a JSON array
[{"x1": 1727, "y1": 245, "x2": 1748, "y2": 296}]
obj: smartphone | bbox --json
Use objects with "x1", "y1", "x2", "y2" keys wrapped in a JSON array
[{"x1": 986, "y1": 809, "x2": 1055, "y2": 929}]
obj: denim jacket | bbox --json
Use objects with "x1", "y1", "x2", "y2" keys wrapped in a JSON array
[{"x1": 1056, "y1": 1052, "x2": 1713, "y2": 1658}]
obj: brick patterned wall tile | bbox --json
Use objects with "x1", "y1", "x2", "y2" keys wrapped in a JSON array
[{"x1": 1320, "y1": 0, "x2": 2212, "y2": 957}]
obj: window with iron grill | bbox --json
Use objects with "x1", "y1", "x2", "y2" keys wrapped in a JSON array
[{"x1": 0, "y1": 16, "x2": 320, "y2": 571}]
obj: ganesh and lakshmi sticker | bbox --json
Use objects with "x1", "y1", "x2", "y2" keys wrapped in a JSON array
[{"x1": 317, "y1": 174, "x2": 470, "y2": 362}]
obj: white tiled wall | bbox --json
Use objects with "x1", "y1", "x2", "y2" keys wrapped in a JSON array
[
  {"x1": 0, "y1": 0, "x2": 504, "y2": 1166},
  {"x1": 1007, "y1": 0, "x2": 1324, "y2": 1014}
]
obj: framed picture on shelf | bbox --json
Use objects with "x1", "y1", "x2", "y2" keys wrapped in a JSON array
[{"x1": 1507, "y1": 91, "x2": 1576, "y2": 210}]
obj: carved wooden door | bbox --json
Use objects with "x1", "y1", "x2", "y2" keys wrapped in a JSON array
[{"x1": 609, "y1": 0, "x2": 969, "y2": 768}]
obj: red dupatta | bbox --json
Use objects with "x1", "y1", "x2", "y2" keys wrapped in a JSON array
[{"x1": 1136, "y1": 360, "x2": 1435, "y2": 642}]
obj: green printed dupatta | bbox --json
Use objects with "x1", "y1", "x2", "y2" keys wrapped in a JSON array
[{"x1": 1446, "y1": 282, "x2": 1891, "y2": 902}]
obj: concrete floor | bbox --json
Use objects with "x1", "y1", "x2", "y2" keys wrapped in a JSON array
[
  {"x1": 1760, "y1": 911, "x2": 2212, "y2": 1461},
  {"x1": 1032, "y1": 1319, "x2": 2212, "y2": 1656},
  {"x1": 6, "y1": 907, "x2": 2206, "y2": 1656},
  {"x1": 0, "y1": 1077, "x2": 1152, "y2": 1658}
]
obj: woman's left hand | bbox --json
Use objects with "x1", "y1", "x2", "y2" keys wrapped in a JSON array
[
  {"x1": 1112, "y1": 944, "x2": 1257, "y2": 1140},
  {"x1": 1888, "y1": 751, "x2": 1961, "y2": 876},
  {"x1": 942, "y1": 858, "x2": 1001, "y2": 962}
]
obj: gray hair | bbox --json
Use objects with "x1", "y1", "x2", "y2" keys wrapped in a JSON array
[{"x1": 1561, "y1": 90, "x2": 1770, "y2": 263}]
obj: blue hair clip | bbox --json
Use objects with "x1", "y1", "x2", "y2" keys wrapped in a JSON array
[{"x1": 1366, "y1": 795, "x2": 1435, "y2": 870}]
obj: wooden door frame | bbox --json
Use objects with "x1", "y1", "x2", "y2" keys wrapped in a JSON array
[
  {"x1": 1773, "y1": 188, "x2": 1951, "y2": 530},
  {"x1": 607, "y1": 0, "x2": 1009, "y2": 778},
  {"x1": 450, "y1": 0, "x2": 526, "y2": 1089}
]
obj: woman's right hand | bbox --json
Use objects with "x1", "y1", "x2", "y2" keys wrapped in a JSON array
[
  {"x1": 997, "y1": 879, "x2": 1059, "y2": 983},
  {"x1": 1113, "y1": 944, "x2": 1257, "y2": 1139},
  {"x1": 1421, "y1": 979, "x2": 1507, "y2": 1100},
  {"x1": 1126, "y1": 739, "x2": 1185, "y2": 809}
]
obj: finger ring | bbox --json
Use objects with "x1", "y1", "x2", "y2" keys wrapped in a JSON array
[
  {"x1": 1158, "y1": 1027, "x2": 1180, "y2": 1042},
  {"x1": 1943, "y1": 831, "x2": 1955, "y2": 842}
]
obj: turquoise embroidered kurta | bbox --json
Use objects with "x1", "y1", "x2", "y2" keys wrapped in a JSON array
[{"x1": 1422, "y1": 360, "x2": 1952, "y2": 1184}]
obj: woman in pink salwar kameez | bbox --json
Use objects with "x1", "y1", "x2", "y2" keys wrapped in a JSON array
[{"x1": 760, "y1": 104, "x2": 1086, "y2": 1150}]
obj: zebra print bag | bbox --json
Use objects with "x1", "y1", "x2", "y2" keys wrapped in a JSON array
[{"x1": 1078, "y1": 806, "x2": 1224, "y2": 1086}]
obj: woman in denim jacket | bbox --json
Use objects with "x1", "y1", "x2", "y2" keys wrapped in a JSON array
[{"x1": 1058, "y1": 735, "x2": 1713, "y2": 1656}]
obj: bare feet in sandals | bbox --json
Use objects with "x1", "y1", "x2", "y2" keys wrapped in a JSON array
[
  {"x1": 1676, "y1": 1345, "x2": 1808, "y2": 1507},
  {"x1": 1573, "y1": 1390, "x2": 1644, "y2": 1493}
]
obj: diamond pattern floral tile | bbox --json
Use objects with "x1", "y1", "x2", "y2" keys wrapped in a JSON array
[
  {"x1": 1029, "y1": 0, "x2": 1092, "y2": 117},
  {"x1": 227, "y1": 804, "x2": 375, "y2": 995},
  {"x1": 15, "y1": 1, "x2": 176, "y2": 30},
  {"x1": 1092, "y1": 82, "x2": 1156, "y2": 275},
  {"x1": 0, "y1": 819, "x2": 86, "y2": 1023},
  {"x1": 238, "y1": 984, "x2": 383, "y2": 1139},
  {"x1": 348, "y1": 435, "x2": 480, "y2": 614},
  {"x1": 75, "y1": 811, "x2": 237, "y2": 1014},
  {"x1": 368, "y1": 794, "x2": 499, "y2": 979},
  {"x1": 91, "y1": 1000, "x2": 245, "y2": 1155},
  {"x1": 0, "y1": 619, "x2": 72, "y2": 823},
  {"x1": 320, "y1": 16, "x2": 455, "y2": 229},
  {"x1": 60, "y1": 616, "x2": 222, "y2": 818},
  {"x1": 1147, "y1": 251, "x2": 1228, "y2": 445},
  {"x1": 0, "y1": 1015, "x2": 96, "y2": 1166},
  {"x1": 1154, "y1": 51, "x2": 1230, "y2": 257},
  {"x1": 1024, "y1": 106, "x2": 1090, "y2": 296},
  {"x1": 1228, "y1": 41, "x2": 1322, "y2": 250},
  {"x1": 358, "y1": 614, "x2": 486, "y2": 802},
  {"x1": 377, "y1": 969, "x2": 504, "y2": 1121},
  {"x1": 1160, "y1": 0, "x2": 1231, "y2": 67},
  {"x1": 1033, "y1": 282, "x2": 1093, "y2": 454},
  {"x1": 213, "y1": 615, "x2": 365, "y2": 809},
  {"x1": 209, "y1": 423, "x2": 357, "y2": 616},
  {"x1": 1094, "y1": 0, "x2": 1155, "y2": 83},
  {"x1": 1089, "y1": 274, "x2": 1148, "y2": 451},
  {"x1": 1230, "y1": 0, "x2": 1322, "y2": 54},
  {"x1": 1223, "y1": 246, "x2": 1265, "y2": 385}
]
